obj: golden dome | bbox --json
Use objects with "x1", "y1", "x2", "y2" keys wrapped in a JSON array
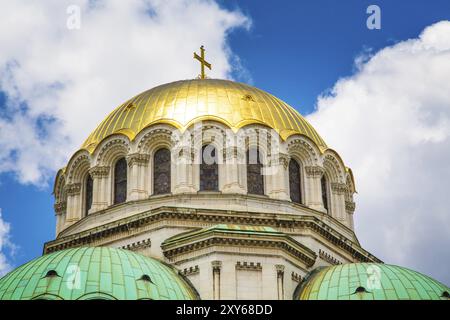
[{"x1": 82, "y1": 79, "x2": 327, "y2": 153}]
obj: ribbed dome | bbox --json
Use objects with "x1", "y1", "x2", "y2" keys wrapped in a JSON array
[
  {"x1": 296, "y1": 263, "x2": 449, "y2": 300},
  {"x1": 0, "y1": 247, "x2": 198, "y2": 300},
  {"x1": 82, "y1": 79, "x2": 327, "y2": 153}
]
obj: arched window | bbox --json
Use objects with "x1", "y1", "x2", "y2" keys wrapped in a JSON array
[
  {"x1": 200, "y1": 145, "x2": 218, "y2": 191},
  {"x1": 85, "y1": 174, "x2": 93, "y2": 216},
  {"x1": 153, "y1": 148, "x2": 171, "y2": 195},
  {"x1": 289, "y1": 159, "x2": 302, "y2": 204},
  {"x1": 321, "y1": 175, "x2": 329, "y2": 212},
  {"x1": 114, "y1": 158, "x2": 127, "y2": 204},
  {"x1": 247, "y1": 148, "x2": 264, "y2": 195}
]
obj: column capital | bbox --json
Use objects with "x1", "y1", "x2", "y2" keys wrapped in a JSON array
[
  {"x1": 305, "y1": 165, "x2": 324, "y2": 177},
  {"x1": 275, "y1": 264, "x2": 285, "y2": 276},
  {"x1": 211, "y1": 260, "x2": 222, "y2": 272},
  {"x1": 269, "y1": 153, "x2": 289, "y2": 169},
  {"x1": 54, "y1": 201, "x2": 67, "y2": 215},
  {"x1": 64, "y1": 183, "x2": 81, "y2": 196},
  {"x1": 89, "y1": 166, "x2": 110, "y2": 178},
  {"x1": 345, "y1": 200, "x2": 356, "y2": 213},
  {"x1": 331, "y1": 182, "x2": 348, "y2": 195},
  {"x1": 126, "y1": 153, "x2": 150, "y2": 167}
]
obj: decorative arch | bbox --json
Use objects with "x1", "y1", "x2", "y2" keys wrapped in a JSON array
[
  {"x1": 136, "y1": 125, "x2": 176, "y2": 154},
  {"x1": 93, "y1": 135, "x2": 130, "y2": 167},
  {"x1": 322, "y1": 149, "x2": 346, "y2": 183},
  {"x1": 53, "y1": 169, "x2": 67, "y2": 205},
  {"x1": 287, "y1": 135, "x2": 321, "y2": 167},
  {"x1": 66, "y1": 150, "x2": 91, "y2": 184}
]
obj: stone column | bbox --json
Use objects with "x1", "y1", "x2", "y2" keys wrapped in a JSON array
[
  {"x1": 267, "y1": 153, "x2": 290, "y2": 200},
  {"x1": 331, "y1": 182, "x2": 347, "y2": 222},
  {"x1": 212, "y1": 261, "x2": 222, "y2": 300},
  {"x1": 64, "y1": 183, "x2": 81, "y2": 225},
  {"x1": 222, "y1": 147, "x2": 246, "y2": 194},
  {"x1": 89, "y1": 166, "x2": 110, "y2": 213},
  {"x1": 345, "y1": 200, "x2": 356, "y2": 229},
  {"x1": 304, "y1": 166, "x2": 326, "y2": 212},
  {"x1": 127, "y1": 153, "x2": 150, "y2": 201},
  {"x1": 54, "y1": 201, "x2": 67, "y2": 236},
  {"x1": 275, "y1": 265, "x2": 285, "y2": 300},
  {"x1": 173, "y1": 148, "x2": 196, "y2": 193}
]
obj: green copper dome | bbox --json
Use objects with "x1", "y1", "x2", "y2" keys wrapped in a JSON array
[
  {"x1": 295, "y1": 263, "x2": 449, "y2": 300},
  {"x1": 0, "y1": 247, "x2": 198, "y2": 300}
]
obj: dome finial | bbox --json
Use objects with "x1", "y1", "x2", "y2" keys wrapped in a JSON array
[{"x1": 193, "y1": 45, "x2": 211, "y2": 79}]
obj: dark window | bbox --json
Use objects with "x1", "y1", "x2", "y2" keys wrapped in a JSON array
[
  {"x1": 289, "y1": 159, "x2": 302, "y2": 204},
  {"x1": 85, "y1": 174, "x2": 93, "y2": 216},
  {"x1": 114, "y1": 158, "x2": 127, "y2": 204},
  {"x1": 200, "y1": 145, "x2": 219, "y2": 191},
  {"x1": 247, "y1": 148, "x2": 264, "y2": 195},
  {"x1": 153, "y1": 148, "x2": 171, "y2": 195},
  {"x1": 321, "y1": 175, "x2": 329, "y2": 212}
]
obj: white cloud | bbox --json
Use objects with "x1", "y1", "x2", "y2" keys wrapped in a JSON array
[
  {"x1": 307, "y1": 21, "x2": 450, "y2": 285},
  {"x1": 0, "y1": 0, "x2": 250, "y2": 185},
  {"x1": 0, "y1": 209, "x2": 13, "y2": 277}
]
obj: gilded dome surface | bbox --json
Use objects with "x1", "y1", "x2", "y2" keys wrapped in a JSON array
[
  {"x1": 82, "y1": 79, "x2": 327, "y2": 152},
  {"x1": 0, "y1": 247, "x2": 198, "y2": 300},
  {"x1": 296, "y1": 263, "x2": 449, "y2": 300}
]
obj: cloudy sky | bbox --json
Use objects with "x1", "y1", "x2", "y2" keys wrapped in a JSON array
[{"x1": 0, "y1": 0, "x2": 449, "y2": 285}]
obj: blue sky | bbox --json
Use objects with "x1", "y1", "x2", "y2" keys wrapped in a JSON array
[{"x1": 1, "y1": 0, "x2": 450, "y2": 284}]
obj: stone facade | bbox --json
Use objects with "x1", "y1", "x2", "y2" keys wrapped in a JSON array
[{"x1": 48, "y1": 121, "x2": 379, "y2": 300}]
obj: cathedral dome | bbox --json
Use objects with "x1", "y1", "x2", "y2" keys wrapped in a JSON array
[
  {"x1": 295, "y1": 263, "x2": 449, "y2": 300},
  {"x1": 0, "y1": 247, "x2": 198, "y2": 300},
  {"x1": 81, "y1": 79, "x2": 327, "y2": 153}
]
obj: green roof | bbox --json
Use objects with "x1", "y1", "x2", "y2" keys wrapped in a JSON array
[
  {"x1": 0, "y1": 247, "x2": 198, "y2": 300},
  {"x1": 296, "y1": 263, "x2": 449, "y2": 300}
]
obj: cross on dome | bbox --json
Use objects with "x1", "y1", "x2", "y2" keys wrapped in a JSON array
[{"x1": 193, "y1": 45, "x2": 212, "y2": 79}]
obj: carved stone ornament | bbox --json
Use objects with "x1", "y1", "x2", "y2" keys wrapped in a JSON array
[
  {"x1": 127, "y1": 153, "x2": 150, "y2": 167},
  {"x1": 304, "y1": 165, "x2": 324, "y2": 178},
  {"x1": 89, "y1": 166, "x2": 110, "y2": 178},
  {"x1": 64, "y1": 183, "x2": 81, "y2": 196}
]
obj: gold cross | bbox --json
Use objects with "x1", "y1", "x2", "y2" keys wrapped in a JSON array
[{"x1": 194, "y1": 45, "x2": 211, "y2": 79}]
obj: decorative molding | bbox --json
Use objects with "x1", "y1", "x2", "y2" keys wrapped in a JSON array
[
  {"x1": 288, "y1": 138, "x2": 319, "y2": 163},
  {"x1": 163, "y1": 235, "x2": 316, "y2": 268},
  {"x1": 97, "y1": 138, "x2": 129, "y2": 164},
  {"x1": 64, "y1": 183, "x2": 81, "y2": 196},
  {"x1": 331, "y1": 182, "x2": 348, "y2": 195},
  {"x1": 291, "y1": 272, "x2": 301, "y2": 283},
  {"x1": 236, "y1": 261, "x2": 262, "y2": 271},
  {"x1": 319, "y1": 249, "x2": 342, "y2": 265},
  {"x1": 304, "y1": 166, "x2": 324, "y2": 178},
  {"x1": 89, "y1": 166, "x2": 110, "y2": 178},
  {"x1": 182, "y1": 265, "x2": 200, "y2": 276},
  {"x1": 43, "y1": 206, "x2": 381, "y2": 263},
  {"x1": 67, "y1": 154, "x2": 90, "y2": 181},
  {"x1": 126, "y1": 153, "x2": 150, "y2": 167},
  {"x1": 121, "y1": 238, "x2": 151, "y2": 251}
]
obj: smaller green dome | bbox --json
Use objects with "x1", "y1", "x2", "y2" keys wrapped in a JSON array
[
  {"x1": 0, "y1": 247, "x2": 198, "y2": 300},
  {"x1": 296, "y1": 263, "x2": 449, "y2": 300}
]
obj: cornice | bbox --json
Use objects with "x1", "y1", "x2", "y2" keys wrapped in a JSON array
[{"x1": 44, "y1": 206, "x2": 381, "y2": 263}]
